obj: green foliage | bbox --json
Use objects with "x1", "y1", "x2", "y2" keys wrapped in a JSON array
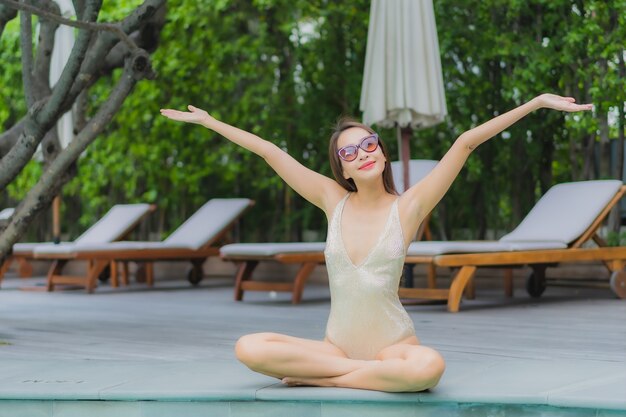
[
  {"x1": 0, "y1": 19, "x2": 25, "y2": 130},
  {"x1": 65, "y1": 0, "x2": 371, "y2": 240},
  {"x1": 6, "y1": 160, "x2": 42, "y2": 201},
  {"x1": 2, "y1": 0, "x2": 626, "y2": 241},
  {"x1": 607, "y1": 230, "x2": 626, "y2": 247},
  {"x1": 425, "y1": 0, "x2": 626, "y2": 238}
]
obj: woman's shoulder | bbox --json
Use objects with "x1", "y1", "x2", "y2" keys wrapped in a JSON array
[{"x1": 323, "y1": 188, "x2": 351, "y2": 219}]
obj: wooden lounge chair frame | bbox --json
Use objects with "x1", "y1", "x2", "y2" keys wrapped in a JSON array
[
  {"x1": 0, "y1": 204, "x2": 155, "y2": 287},
  {"x1": 41, "y1": 247, "x2": 222, "y2": 293},
  {"x1": 394, "y1": 185, "x2": 626, "y2": 312},
  {"x1": 34, "y1": 200, "x2": 254, "y2": 293}
]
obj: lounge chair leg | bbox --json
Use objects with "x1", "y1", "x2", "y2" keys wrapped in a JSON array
[
  {"x1": 427, "y1": 264, "x2": 437, "y2": 289},
  {"x1": 146, "y1": 263, "x2": 154, "y2": 287},
  {"x1": 234, "y1": 261, "x2": 259, "y2": 301},
  {"x1": 504, "y1": 269, "x2": 514, "y2": 297},
  {"x1": 18, "y1": 258, "x2": 33, "y2": 278},
  {"x1": 448, "y1": 266, "x2": 477, "y2": 313},
  {"x1": 46, "y1": 260, "x2": 68, "y2": 292},
  {"x1": 0, "y1": 257, "x2": 12, "y2": 284},
  {"x1": 464, "y1": 276, "x2": 476, "y2": 300},
  {"x1": 86, "y1": 260, "x2": 109, "y2": 293},
  {"x1": 121, "y1": 262, "x2": 129, "y2": 286},
  {"x1": 110, "y1": 262, "x2": 118, "y2": 288},
  {"x1": 292, "y1": 262, "x2": 316, "y2": 304}
]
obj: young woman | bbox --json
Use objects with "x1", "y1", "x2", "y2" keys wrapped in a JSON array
[{"x1": 160, "y1": 94, "x2": 592, "y2": 392}]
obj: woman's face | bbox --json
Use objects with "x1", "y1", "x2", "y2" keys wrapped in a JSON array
[{"x1": 336, "y1": 127, "x2": 386, "y2": 183}]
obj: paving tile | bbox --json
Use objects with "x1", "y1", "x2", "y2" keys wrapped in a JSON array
[
  {"x1": 0, "y1": 360, "x2": 57, "y2": 381},
  {"x1": 0, "y1": 360, "x2": 172, "y2": 400},
  {"x1": 99, "y1": 361, "x2": 275, "y2": 401},
  {"x1": 419, "y1": 359, "x2": 622, "y2": 407},
  {"x1": 430, "y1": 357, "x2": 505, "y2": 385},
  {"x1": 547, "y1": 373, "x2": 626, "y2": 411},
  {"x1": 230, "y1": 400, "x2": 321, "y2": 417},
  {"x1": 0, "y1": 284, "x2": 624, "y2": 412},
  {"x1": 140, "y1": 400, "x2": 230, "y2": 417},
  {"x1": 0, "y1": 400, "x2": 52, "y2": 417},
  {"x1": 52, "y1": 401, "x2": 141, "y2": 417}
]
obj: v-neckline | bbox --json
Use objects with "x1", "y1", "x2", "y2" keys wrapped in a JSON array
[{"x1": 338, "y1": 194, "x2": 398, "y2": 269}]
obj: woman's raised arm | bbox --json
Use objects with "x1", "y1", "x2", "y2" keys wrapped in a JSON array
[
  {"x1": 160, "y1": 105, "x2": 342, "y2": 212},
  {"x1": 401, "y1": 94, "x2": 593, "y2": 228}
]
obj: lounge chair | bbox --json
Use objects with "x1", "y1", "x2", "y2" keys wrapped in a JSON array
[
  {"x1": 393, "y1": 180, "x2": 626, "y2": 312},
  {"x1": 0, "y1": 204, "x2": 154, "y2": 287},
  {"x1": 33, "y1": 198, "x2": 254, "y2": 292},
  {"x1": 220, "y1": 160, "x2": 438, "y2": 304},
  {"x1": 276, "y1": 180, "x2": 626, "y2": 311}
]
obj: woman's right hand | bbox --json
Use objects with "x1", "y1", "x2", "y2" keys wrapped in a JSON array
[{"x1": 160, "y1": 105, "x2": 215, "y2": 126}]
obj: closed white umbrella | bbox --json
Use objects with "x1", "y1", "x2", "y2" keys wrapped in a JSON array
[
  {"x1": 49, "y1": 0, "x2": 75, "y2": 149},
  {"x1": 49, "y1": 0, "x2": 76, "y2": 242},
  {"x1": 360, "y1": 0, "x2": 447, "y2": 191}
]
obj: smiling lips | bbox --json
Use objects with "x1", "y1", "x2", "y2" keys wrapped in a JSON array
[{"x1": 358, "y1": 161, "x2": 376, "y2": 170}]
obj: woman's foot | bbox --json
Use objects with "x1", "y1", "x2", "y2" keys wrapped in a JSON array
[{"x1": 282, "y1": 376, "x2": 336, "y2": 387}]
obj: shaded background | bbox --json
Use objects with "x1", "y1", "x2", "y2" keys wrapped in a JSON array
[{"x1": 1, "y1": 0, "x2": 625, "y2": 244}]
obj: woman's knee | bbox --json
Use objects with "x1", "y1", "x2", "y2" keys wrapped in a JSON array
[
  {"x1": 234, "y1": 332, "x2": 276, "y2": 368},
  {"x1": 407, "y1": 348, "x2": 446, "y2": 390}
]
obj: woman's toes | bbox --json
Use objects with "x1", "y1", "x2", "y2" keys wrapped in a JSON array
[{"x1": 282, "y1": 377, "x2": 299, "y2": 386}]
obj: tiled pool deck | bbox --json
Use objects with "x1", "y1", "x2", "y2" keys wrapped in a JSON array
[{"x1": 0, "y1": 274, "x2": 624, "y2": 417}]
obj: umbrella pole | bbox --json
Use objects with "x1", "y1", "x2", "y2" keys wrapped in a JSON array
[
  {"x1": 52, "y1": 196, "x2": 61, "y2": 244},
  {"x1": 399, "y1": 126, "x2": 415, "y2": 287},
  {"x1": 401, "y1": 127, "x2": 412, "y2": 192},
  {"x1": 395, "y1": 126, "x2": 412, "y2": 192}
]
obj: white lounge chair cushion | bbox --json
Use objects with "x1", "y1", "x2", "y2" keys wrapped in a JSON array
[
  {"x1": 33, "y1": 241, "x2": 193, "y2": 255},
  {"x1": 13, "y1": 242, "x2": 74, "y2": 255},
  {"x1": 390, "y1": 160, "x2": 438, "y2": 190},
  {"x1": 164, "y1": 199, "x2": 252, "y2": 250},
  {"x1": 406, "y1": 240, "x2": 567, "y2": 256},
  {"x1": 75, "y1": 204, "x2": 152, "y2": 244},
  {"x1": 12, "y1": 204, "x2": 152, "y2": 255},
  {"x1": 500, "y1": 180, "x2": 622, "y2": 243},
  {"x1": 32, "y1": 198, "x2": 252, "y2": 255},
  {"x1": 221, "y1": 242, "x2": 326, "y2": 257}
]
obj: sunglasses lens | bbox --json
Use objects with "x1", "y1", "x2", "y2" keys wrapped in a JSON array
[
  {"x1": 362, "y1": 136, "x2": 378, "y2": 152},
  {"x1": 339, "y1": 146, "x2": 358, "y2": 161}
]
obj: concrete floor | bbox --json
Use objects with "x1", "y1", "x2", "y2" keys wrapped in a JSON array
[{"x1": 0, "y1": 273, "x2": 625, "y2": 417}]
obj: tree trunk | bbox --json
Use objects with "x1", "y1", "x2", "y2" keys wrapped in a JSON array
[
  {"x1": 0, "y1": 51, "x2": 152, "y2": 262},
  {"x1": 0, "y1": 0, "x2": 165, "y2": 262}
]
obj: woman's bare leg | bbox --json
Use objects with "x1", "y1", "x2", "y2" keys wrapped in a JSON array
[
  {"x1": 282, "y1": 338, "x2": 445, "y2": 392},
  {"x1": 235, "y1": 332, "x2": 371, "y2": 379}
]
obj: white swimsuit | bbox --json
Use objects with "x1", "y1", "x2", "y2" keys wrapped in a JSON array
[{"x1": 324, "y1": 193, "x2": 416, "y2": 360}]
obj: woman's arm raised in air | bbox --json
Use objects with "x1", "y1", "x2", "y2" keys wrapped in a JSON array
[
  {"x1": 160, "y1": 105, "x2": 342, "y2": 211},
  {"x1": 402, "y1": 94, "x2": 593, "y2": 226}
]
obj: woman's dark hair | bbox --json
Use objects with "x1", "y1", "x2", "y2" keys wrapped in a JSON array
[{"x1": 328, "y1": 116, "x2": 398, "y2": 195}]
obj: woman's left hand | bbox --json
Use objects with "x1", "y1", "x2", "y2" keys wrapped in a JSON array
[{"x1": 536, "y1": 94, "x2": 593, "y2": 112}]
